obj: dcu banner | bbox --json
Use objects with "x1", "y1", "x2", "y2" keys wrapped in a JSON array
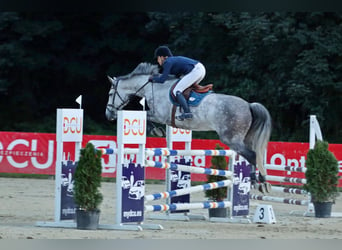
[{"x1": 0, "y1": 131, "x2": 341, "y2": 186}]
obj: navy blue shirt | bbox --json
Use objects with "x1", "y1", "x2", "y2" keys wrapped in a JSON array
[{"x1": 152, "y1": 56, "x2": 199, "y2": 83}]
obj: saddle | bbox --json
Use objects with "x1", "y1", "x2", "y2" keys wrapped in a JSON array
[
  {"x1": 170, "y1": 83, "x2": 213, "y2": 102},
  {"x1": 170, "y1": 83, "x2": 213, "y2": 127}
]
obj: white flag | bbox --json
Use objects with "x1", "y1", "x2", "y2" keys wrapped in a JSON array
[
  {"x1": 75, "y1": 95, "x2": 82, "y2": 108},
  {"x1": 139, "y1": 97, "x2": 145, "y2": 110}
]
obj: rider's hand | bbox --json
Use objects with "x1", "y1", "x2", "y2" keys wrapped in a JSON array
[{"x1": 148, "y1": 76, "x2": 154, "y2": 82}]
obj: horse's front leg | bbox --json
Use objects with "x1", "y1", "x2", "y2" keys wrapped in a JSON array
[
  {"x1": 249, "y1": 165, "x2": 258, "y2": 188},
  {"x1": 257, "y1": 173, "x2": 272, "y2": 193},
  {"x1": 249, "y1": 164, "x2": 271, "y2": 193},
  {"x1": 220, "y1": 139, "x2": 271, "y2": 193}
]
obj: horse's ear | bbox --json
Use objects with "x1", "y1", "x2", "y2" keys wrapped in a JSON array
[{"x1": 107, "y1": 76, "x2": 116, "y2": 84}]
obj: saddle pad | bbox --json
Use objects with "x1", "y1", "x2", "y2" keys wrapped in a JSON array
[{"x1": 169, "y1": 90, "x2": 213, "y2": 107}]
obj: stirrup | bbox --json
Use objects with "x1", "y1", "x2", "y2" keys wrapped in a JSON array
[{"x1": 176, "y1": 112, "x2": 193, "y2": 121}]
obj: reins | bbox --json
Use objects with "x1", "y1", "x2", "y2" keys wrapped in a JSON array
[
  {"x1": 109, "y1": 77, "x2": 152, "y2": 112},
  {"x1": 134, "y1": 80, "x2": 151, "y2": 94}
]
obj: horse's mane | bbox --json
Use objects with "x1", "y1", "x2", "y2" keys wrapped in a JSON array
[{"x1": 119, "y1": 62, "x2": 159, "y2": 79}]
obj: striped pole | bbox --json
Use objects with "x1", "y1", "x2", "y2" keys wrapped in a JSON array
[
  {"x1": 145, "y1": 201, "x2": 232, "y2": 212},
  {"x1": 97, "y1": 148, "x2": 114, "y2": 155},
  {"x1": 266, "y1": 165, "x2": 307, "y2": 173},
  {"x1": 96, "y1": 147, "x2": 139, "y2": 155},
  {"x1": 249, "y1": 194, "x2": 309, "y2": 206},
  {"x1": 270, "y1": 186, "x2": 308, "y2": 195},
  {"x1": 146, "y1": 148, "x2": 234, "y2": 157},
  {"x1": 145, "y1": 160, "x2": 233, "y2": 177},
  {"x1": 96, "y1": 148, "x2": 234, "y2": 157},
  {"x1": 266, "y1": 175, "x2": 307, "y2": 184},
  {"x1": 145, "y1": 180, "x2": 232, "y2": 201}
]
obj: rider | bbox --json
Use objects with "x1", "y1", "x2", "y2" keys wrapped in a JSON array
[{"x1": 149, "y1": 45, "x2": 206, "y2": 121}]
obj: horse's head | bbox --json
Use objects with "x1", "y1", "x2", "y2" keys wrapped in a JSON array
[
  {"x1": 105, "y1": 76, "x2": 121, "y2": 121},
  {"x1": 105, "y1": 63, "x2": 159, "y2": 121}
]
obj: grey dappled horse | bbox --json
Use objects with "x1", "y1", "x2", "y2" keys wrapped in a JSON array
[{"x1": 105, "y1": 62, "x2": 272, "y2": 193}]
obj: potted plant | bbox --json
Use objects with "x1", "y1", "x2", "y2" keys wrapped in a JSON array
[
  {"x1": 205, "y1": 144, "x2": 228, "y2": 218},
  {"x1": 74, "y1": 142, "x2": 103, "y2": 229},
  {"x1": 303, "y1": 140, "x2": 340, "y2": 218}
]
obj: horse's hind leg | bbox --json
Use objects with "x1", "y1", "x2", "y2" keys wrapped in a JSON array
[
  {"x1": 224, "y1": 140, "x2": 270, "y2": 193},
  {"x1": 224, "y1": 141, "x2": 257, "y2": 180}
]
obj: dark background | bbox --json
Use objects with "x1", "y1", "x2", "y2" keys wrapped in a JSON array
[{"x1": 0, "y1": 12, "x2": 341, "y2": 142}]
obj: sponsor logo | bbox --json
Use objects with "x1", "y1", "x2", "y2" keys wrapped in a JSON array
[
  {"x1": 0, "y1": 139, "x2": 54, "y2": 169},
  {"x1": 171, "y1": 127, "x2": 191, "y2": 135},
  {"x1": 63, "y1": 116, "x2": 83, "y2": 134},
  {"x1": 123, "y1": 118, "x2": 146, "y2": 136},
  {"x1": 268, "y1": 153, "x2": 306, "y2": 168}
]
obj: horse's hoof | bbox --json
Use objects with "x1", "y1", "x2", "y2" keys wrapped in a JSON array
[
  {"x1": 264, "y1": 182, "x2": 272, "y2": 193},
  {"x1": 258, "y1": 184, "x2": 266, "y2": 193},
  {"x1": 257, "y1": 182, "x2": 272, "y2": 193},
  {"x1": 151, "y1": 127, "x2": 166, "y2": 137}
]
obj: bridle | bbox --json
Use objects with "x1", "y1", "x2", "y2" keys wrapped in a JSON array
[
  {"x1": 106, "y1": 76, "x2": 152, "y2": 115},
  {"x1": 106, "y1": 77, "x2": 128, "y2": 113}
]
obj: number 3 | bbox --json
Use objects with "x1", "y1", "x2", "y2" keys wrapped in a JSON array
[{"x1": 259, "y1": 207, "x2": 264, "y2": 220}]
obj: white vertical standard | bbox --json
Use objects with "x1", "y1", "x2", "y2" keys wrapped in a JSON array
[
  {"x1": 36, "y1": 108, "x2": 83, "y2": 228},
  {"x1": 309, "y1": 115, "x2": 323, "y2": 149},
  {"x1": 55, "y1": 108, "x2": 83, "y2": 223},
  {"x1": 166, "y1": 126, "x2": 192, "y2": 206},
  {"x1": 108, "y1": 110, "x2": 162, "y2": 231}
]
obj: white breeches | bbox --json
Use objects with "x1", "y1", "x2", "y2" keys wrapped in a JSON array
[{"x1": 173, "y1": 63, "x2": 206, "y2": 95}]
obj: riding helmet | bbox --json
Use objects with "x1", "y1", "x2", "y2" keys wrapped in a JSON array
[{"x1": 154, "y1": 46, "x2": 173, "y2": 58}]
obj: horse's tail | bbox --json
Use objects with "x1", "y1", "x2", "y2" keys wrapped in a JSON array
[{"x1": 247, "y1": 103, "x2": 272, "y2": 177}]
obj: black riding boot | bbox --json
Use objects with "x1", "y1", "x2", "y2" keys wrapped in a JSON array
[{"x1": 176, "y1": 91, "x2": 193, "y2": 121}]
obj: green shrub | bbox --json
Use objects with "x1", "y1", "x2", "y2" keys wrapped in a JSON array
[
  {"x1": 74, "y1": 143, "x2": 103, "y2": 210},
  {"x1": 304, "y1": 140, "x2": 340, "y2": 202}
]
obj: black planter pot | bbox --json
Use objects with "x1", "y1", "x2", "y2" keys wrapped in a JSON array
[
  {"x1": 313, "y1": 201, "x2": 333, "y2": 218},
  {"x1": 76, "y1": 209, "x2": 100, "y2": 230},
  {"x1": 208, "y1": 207, "x2": 227, "y2": 218}
]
